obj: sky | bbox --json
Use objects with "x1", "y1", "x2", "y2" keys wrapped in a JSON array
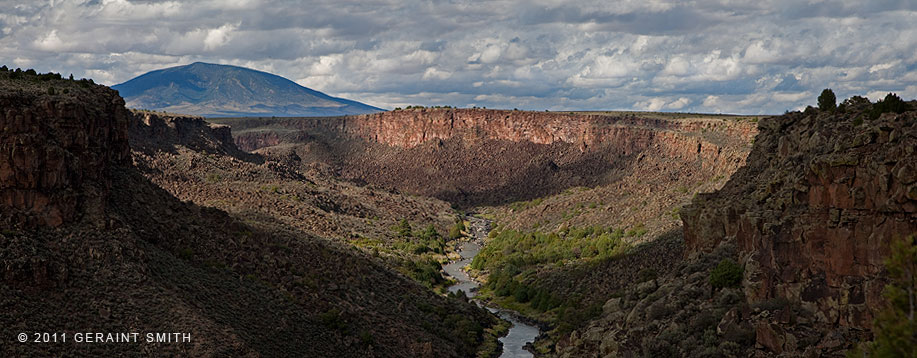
[{"x1": 1, "y1": 0, "x2": 916, "y2": 114}]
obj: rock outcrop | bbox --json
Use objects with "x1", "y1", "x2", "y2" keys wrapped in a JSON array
[
  {"x1": 129, "y1": 110, "x2": 252, "y2": 159},
  {"x1": 682, "y1": 107, "x2": 917, "y2": 354},
  {"x1": 0, "y1": 76, "x2": 129, "y2": 227}
]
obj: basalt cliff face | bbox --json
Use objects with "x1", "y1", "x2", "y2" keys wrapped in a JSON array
[
  {"x1": 0, "y1": 82, "x2": 129, "y2": 227},
  {"x1": 682, "y1": 108, "x2": 917, "y2": 354},
  {"x1": 236, "y1": 109, "x2": 755, "y2": 163},
  {"x1": 224, "y1": 109, "x2": 758, "y2": 207}
]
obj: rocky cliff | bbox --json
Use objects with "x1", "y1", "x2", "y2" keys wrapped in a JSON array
[
  {"x1": 0, "y1": 75, "x2": 129, "y2": 227},
  {"x1": 221, "y1": 109, "x2": 758, "y2": 207},
  {"x1": 682, "y1": 106, "x2": 917, "y2": 354},
  {"x1": 234, "y1": 109, "x2": 756, "y2": 170},
  {"x1": 129, "y1": 110, "x2": 255, "y2": 160}
]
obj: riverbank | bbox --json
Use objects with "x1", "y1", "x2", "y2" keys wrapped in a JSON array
[{"x1": 443, "y1": 217, "x2": 542, "y2": 358}]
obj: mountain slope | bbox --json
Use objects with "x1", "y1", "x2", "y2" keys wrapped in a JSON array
[{"x1": 112, "y1": 62, "x2": 382, "y2": 117}]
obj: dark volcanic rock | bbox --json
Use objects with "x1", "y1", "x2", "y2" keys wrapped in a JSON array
[
  {"x1": 0, "y1": 75, "x2": 129, "y2": 227},
  {"x1": 681, "y1": 107, "x2": 917, "y2": 355}
]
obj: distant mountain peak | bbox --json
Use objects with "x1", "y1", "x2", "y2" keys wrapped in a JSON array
[{"x1": 112, "y1": 62, "x2": 382, "y2": 117}]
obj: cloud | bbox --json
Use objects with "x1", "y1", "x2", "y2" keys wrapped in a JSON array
[
  {"x1": 0, "y1": 0, "x2": 914, "y2": 113},
  {"x1": 203, "y1": 23, "x2": 237, "y2": 51},
  {"x1": 666, "y1": 97, "x2": 690, "y2": 109}
]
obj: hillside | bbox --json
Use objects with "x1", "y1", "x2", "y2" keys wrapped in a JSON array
[
  {"x1": 112, "y1": 62, "x2": 382, "y2": 117},
  {"x1": 0, "y1": 68, "x2": 502, "y2": 357}
]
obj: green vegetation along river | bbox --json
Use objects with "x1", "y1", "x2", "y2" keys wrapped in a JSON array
[{"x1": 444, "y1": 217, "x2": 541, "y2": 358}]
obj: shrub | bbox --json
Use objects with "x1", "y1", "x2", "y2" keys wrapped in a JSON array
[
  {"x1": 842, "y1": 95, "x2": 872, "y2": 109},
  {"x1": 394, "y1": 219, "x2": 412, "y2": 238},
  {"x1": 47, "y1": 86, "x2": 56, "y2": 95},
  {"x1": 709, "y1": 258, "x2": 743, "y2": 289},
  {"x1": 447, "y1": 218, "x2": 465, "y2": 240},
  {"x1": 513, "y1": 285, "x2": 531, "y2": 302},
  {"x1": 638, "y1": 268, "x2": 658, "y2": 282},
  {"x1": 318, "y1": 309, "x2": 346, "y2": 330}
]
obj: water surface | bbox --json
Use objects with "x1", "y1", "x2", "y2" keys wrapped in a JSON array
[{"x1": 444, "y1": 223, "x2": 540, "y2": 358}]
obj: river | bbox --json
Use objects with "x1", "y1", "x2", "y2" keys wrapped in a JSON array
[{"x1": 443, "y1": 218, "x2": 541, "y2": 358}]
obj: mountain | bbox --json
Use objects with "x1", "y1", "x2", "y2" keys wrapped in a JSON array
[{"x1": 112, "y1": 62, "x2": 383, "y2": 117}]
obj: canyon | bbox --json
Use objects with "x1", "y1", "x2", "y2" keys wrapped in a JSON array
[
  {"x1": 216, "y1": 109, "x2": 757, "y2": 209},
  {"x1": 1, "y1": 70, "x2": 504, "y2": 357},
  {"x1": 217, "y1": 104, "x2": 915, "y2": 356},
  {"x1": 2, "y1": 67, "x2": 914, "y2": 357}
]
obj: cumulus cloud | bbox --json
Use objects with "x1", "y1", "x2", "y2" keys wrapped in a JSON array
[{"x1": 0, "y1": 0, "x2": 915, "y2": 113}]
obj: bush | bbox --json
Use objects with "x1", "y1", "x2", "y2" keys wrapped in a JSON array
[
  {"x1": 394, "y1": 219, "x2": 412, "y2": 238},
  {"x1": 842, "y1": 95, "x2": 872, "y2": 110},
  {"x1": 638, "y1": 268, "x2": 658, "y2": 282},
  {"x1": 818, "y1": 88, "x2": 836, "y2": 112},
  {"x1": 709, "y1": 258, "x2": 743, "y2": 289},
  {"x1": 447, "y1": 218, "x2": 465, "y2": 240},
  {"x1": 318, "y1": 309, "x2": 346, "y2": 330}
]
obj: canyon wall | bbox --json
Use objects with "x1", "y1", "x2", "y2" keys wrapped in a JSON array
[
  {"x1": 223, "y1": 109, "x2": 758, "y2": 207},
  {"x1": 232, "y1": 109, "x2": 757, "y2": 173},
  {"x1": 0, "y1": 80, "x2": 129, "y2": 227},
  {"x1": 682, "y1": 109, "x2": 917, "y2": 354}
]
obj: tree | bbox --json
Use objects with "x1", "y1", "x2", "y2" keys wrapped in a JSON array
[
  {"x1": 878, "y1": 93, "x2": 908, "y2": 114},
  {"x1": 850, "y1": 235, "x2": 917, "y2": 357},
  {"x1": 818, "y1": 88, "x2": 837, "y2": 112},
  {"x1": 868, "y1": 93, "x2": 909, "y2": 120}
]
